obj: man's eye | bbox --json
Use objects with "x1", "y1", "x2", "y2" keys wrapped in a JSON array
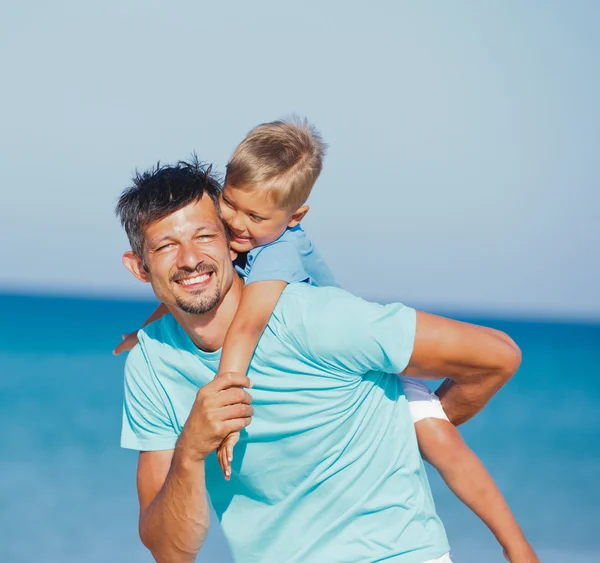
[
  {"x1": 156, "y1": 243, "x2": 174, "y2": 252},
  {"x1": 196, "y1": 234, "x2": 215, "y2": 242}
]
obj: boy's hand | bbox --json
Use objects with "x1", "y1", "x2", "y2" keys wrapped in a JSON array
[
  {"x1": 504, "y1": 544, "x2": 540, "y2": 563},
  {"x1": 113, "y1": 331, "x2": 139, "y2": 355},
  {"x1": 214, "y1": 370, "x2": 247, "y2": 480},
  {"x1": 217, "y1": 432, "x2": 240, "y2": 480}
]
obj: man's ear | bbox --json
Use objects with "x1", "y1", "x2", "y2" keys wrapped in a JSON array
[
  {"x1": 122, "y1": 251, "x2": 151, "y2": 283},
  {"x1": 288, "y1": 205, "x2": 309, "y2": 228}
]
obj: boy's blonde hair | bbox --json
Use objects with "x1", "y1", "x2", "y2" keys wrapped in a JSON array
[{"x1": 225, "y1": 117, "x2": 327, "y2": 211}]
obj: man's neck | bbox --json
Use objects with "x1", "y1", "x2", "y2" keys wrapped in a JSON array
[{"x1": 170, "y1": 275, "x2": 244, "y2": 353}]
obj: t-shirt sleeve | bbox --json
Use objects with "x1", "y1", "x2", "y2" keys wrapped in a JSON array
[
  {"x1": 245, "y1": 240, "x2": 310, "y2": 285},
  {"x1": 296, "y1": 287, "x2": 417, "y2": 376},
  {"x1": 121, "y1": 344, "x2": 178, "y2": 451}
]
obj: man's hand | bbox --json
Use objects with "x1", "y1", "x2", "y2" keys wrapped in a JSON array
[
  {"x1": 176, "y1": 372, "x2": 253, "y2": 462},
  {"x1": 137, "y1": 372, "x2": 253, "y2": 563}
]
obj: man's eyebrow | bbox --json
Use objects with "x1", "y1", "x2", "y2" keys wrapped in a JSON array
[
  {"x1": 193, "y1": 224, "x2": 221, "y2": 234},
  {"x1": 148, "y1": 234, "x2": 175, "y2": 247},
  {"x1": 148, "y1": 223, "x2": 223, "y2": 248}
]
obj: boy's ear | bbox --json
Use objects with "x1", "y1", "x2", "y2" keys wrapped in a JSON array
[
  {"x1": 288, "y1": 205, "x2": 309, "y2": 228},
  {"x1": 122, "y1": 251, "x2": 151, "y2": 283}
]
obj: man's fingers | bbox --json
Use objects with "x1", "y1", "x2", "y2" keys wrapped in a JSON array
[
  {"x1": 211, "y1": 372, "x2": 252, "y2": 392},
  {"x1": 219, "y1": 403, "x2": 254, "y2": 421},
  {"x1": 222, "y1": 417, "x2": 252, "y2": 435},
  {"x1": 213, "y1": 387, "x2": 253, "y2": 408}
]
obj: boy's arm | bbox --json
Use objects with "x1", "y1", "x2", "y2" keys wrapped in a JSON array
[
  {"x1": 215, "y1": 280, "x2": 287, "y2": 479},
  {"x1": 218, "y1": 280, "x2": 287, "y2": 375},
  {"x1": 415, "y1": 418, "x2": 539, "y2": 563},
  {"x1": 114, "y1": 303, "x2": 169, "y2": 355},
  {"x1": 141, "y1": 302, "x2": 169, "y2": 327}
]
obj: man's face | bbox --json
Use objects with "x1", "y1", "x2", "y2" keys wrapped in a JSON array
[{"x1": 133, "y1": 196, "x2": 235, "y2": 315}]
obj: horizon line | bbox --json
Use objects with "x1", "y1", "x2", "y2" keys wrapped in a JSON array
[{"x1": 2, "y1": 288, "x2": 599, "y2": 327}]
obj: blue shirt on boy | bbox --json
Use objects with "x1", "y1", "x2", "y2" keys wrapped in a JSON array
[{"x1": 234, "y1": 224, "x2": 341, "y2": 287}]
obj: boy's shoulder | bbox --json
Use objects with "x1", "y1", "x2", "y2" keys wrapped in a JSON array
[
  {"x1": 249, "y1": 224, "x2": 310, "y2": 259},
  {"x1": 238, "y1": 225, "x2": 312, "y2": 285}
]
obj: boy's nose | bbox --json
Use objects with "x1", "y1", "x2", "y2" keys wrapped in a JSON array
[{"x1": 229, "y1": 212, "x2": 245, "y2": 233}]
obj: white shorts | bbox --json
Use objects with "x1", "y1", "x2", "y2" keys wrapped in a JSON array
[
  {"x1": 400, "y1": 377, "x2": 450, "y2": 424},
  {"x1": 424, "y1": 553, "x2": 452, "y2": 563}
]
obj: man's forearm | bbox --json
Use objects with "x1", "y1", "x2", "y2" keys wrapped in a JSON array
[
  {"x1": 437, "y1": 327, "x2": 521, "y2": 425},
  {"x1": 140, "y1": 450, "x2": 210, "y2": 563},
  {"x1": 405, "y1": 313, "x2": 522, "y2": 426},
  {"x1": 435, "y1": 372, "x2": 505, "y2": 426}
]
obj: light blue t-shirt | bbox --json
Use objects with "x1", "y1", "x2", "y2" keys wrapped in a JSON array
[
  {"x1": 234, "y1": 224, "x2": 341, "y2": 288},
  {"x1": 122, "y1": 284, "x2": 449, "y2": 563}
]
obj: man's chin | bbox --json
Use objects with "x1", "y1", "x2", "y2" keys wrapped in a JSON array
[{"x1": 174, "y1": 292, "x2": 221, "y2": 315}]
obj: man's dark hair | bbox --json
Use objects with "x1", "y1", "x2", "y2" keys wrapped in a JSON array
[{"x1": 116, "y1": 155, "x2": 222, "y2": 259}]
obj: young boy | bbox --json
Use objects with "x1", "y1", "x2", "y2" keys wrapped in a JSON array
[{"x1": 115, "y1": 118, "x2": 538, "y2": 562}]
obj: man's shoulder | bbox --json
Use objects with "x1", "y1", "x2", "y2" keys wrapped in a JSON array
[
  {"x1": 139, "y1": 312, "x2": 178, "y2": 343},
  {"x1": 275, "y1": 284, "x2": 362, "y2": 321},
  {"x1": 126, "y1": 314, "x2": 188, "y2": 372},
  {"x1": 279, "y1": 282, "x2": 350, "y2": 303}
]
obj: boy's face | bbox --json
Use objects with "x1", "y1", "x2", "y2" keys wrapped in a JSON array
[{"x1": 220, "y1": 184, "x2": 304, "y2": 253}]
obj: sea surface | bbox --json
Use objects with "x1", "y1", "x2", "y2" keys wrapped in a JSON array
[{"x1": 1, "y1": 293, "x2": 598, "y2": 563}]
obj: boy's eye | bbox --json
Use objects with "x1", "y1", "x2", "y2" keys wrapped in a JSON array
[{"x1": 249, "y1": 214, "x2": 264, "y2": 223}]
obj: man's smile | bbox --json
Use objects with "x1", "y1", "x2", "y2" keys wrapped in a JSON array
[{"x1": 173, "y1": 271, "x2": 215, "y2": 290}]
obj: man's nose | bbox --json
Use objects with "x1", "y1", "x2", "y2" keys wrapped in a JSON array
[{"x1": 176, "y1": 241, "x2": 204, "y2": 270}]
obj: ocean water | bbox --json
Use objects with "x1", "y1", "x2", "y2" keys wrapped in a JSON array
[{"x1": 1, "y1": 293, "x2": 598, "y2": 563}]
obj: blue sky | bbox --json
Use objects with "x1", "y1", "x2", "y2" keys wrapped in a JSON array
[{"x1": 1, "y1": 1, "x2": 598, "y2": 320}]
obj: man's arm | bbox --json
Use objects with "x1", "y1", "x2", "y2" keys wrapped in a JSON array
[
  {"x1": 300, "y1": 290, "x2": 520, "y2": 425},
  {"x1": 137, "y1": 449, "x2": 208, "y2": 562},
  {"x1": 136, "y1": 373, "x2": 253, "y2": 562},
  {"x1": 403, "y1": 311, "x2": 522, "y2": 425}
]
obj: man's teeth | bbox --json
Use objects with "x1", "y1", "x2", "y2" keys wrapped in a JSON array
[{"x1": 179, "y1": 273, "x2": 210, "y2": 286}]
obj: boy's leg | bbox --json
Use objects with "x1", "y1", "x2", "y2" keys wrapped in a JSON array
[
  {"x1": 423, "y1": 554, "x2": 452, "y2": 563},
  {"x1": 400, "y1": 376, "x2": 449, "y2": 424},
  {"x1": 400, "y1": 377, "x2": 538, "y2": 563}
]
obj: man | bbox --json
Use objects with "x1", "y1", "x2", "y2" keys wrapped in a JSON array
[{"x1": 117, "y1": 159, "x2": 521, "y2": 563}]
